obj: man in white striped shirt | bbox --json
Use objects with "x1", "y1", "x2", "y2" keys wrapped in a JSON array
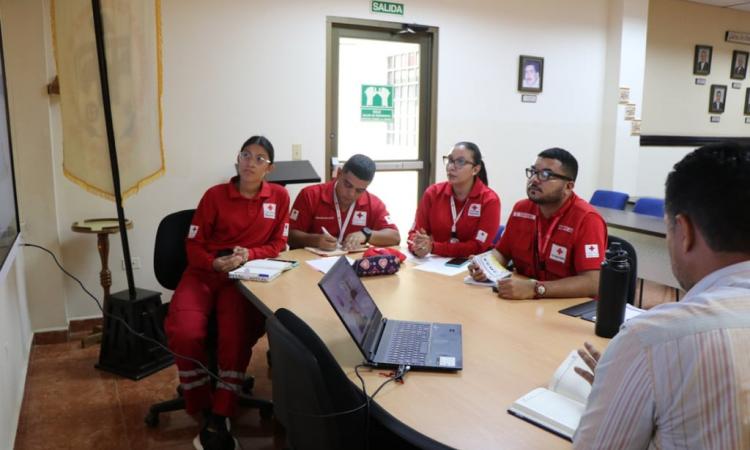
[{"x1": 573, "y1": 142, "x2": 750, "y2": 449}]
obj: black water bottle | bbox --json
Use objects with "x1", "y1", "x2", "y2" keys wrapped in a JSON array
[{"x1": 595, "y1": 242, "x2": 631, "y2": 338}]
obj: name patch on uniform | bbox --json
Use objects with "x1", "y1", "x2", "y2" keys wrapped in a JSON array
[
  {"x1": 315, "y1": 216, "x2": 334, "y2": 220},
  {"x1": 263, "y1": 203, "x2": 276, "y2": 219},
  {"x1": 283, "y1": 223, "x2": 289, "y2": 237},
  {"x1": 385, "y1": 215, "x2": 393, "y2": 225},
  {"x1": 585, "y1": 244, "x2": 599, "y2": 258},
  {"x1": 290, "y1": 209, "x2": 299, "y2": 221},
  {"x1": 475, "y1": 229, "x2": 488, "y2": 243},
  {"x1": 513, "y1": 211, "x2": 536, "y2": 220},
  {"x1": 188, "y1": 225, "x2": 199, "y2": 239},
  {"x1": 468, "y1": 203, "x2": 482, "y2": 217},
  {"x1": 549, "y1": 243, "x2": 567, "y2": 264},
  {"x1": 352, "y1": 211, "x2": 367, "y2": 226},
  {"x1": 558, "y1": 225, "x2": 574, "y2": 233}
]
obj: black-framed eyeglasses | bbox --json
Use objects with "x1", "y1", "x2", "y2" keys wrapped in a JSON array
[
  {"x1": 443, "y1": 155, "x2": 476, "y2": 169},
  {"x1": 239, "y1": 151, "x2": 271, "y2": 166},
  {"x1": 525, "y1": 167, "x2": 572, "y2": 182}
]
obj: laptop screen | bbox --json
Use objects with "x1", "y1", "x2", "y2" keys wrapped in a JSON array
[{"x1": 318, "y1": 257, "x2": 382, "y2": 347}]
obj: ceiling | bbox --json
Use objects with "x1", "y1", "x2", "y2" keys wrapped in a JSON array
[{"x1": 684, "y1": 0, "x2": 750, "y2": 12}]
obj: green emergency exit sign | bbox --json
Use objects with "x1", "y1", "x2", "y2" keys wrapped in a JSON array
[{"x1": 371, "y1": 1, "x2": 404, "y2": 15}]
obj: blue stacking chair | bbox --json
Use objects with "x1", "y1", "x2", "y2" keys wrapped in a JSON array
[
  {"x1": 589, "y1": 190, "x2": 629, "y2": 210},
  {"x1": 633, "y1": 197, "x2": 665, "y2": 218}
]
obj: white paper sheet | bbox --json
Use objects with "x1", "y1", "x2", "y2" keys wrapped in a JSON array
[
  {"x1": 305, "y1": 256, "x2": 355, "y2": 274},
  {"x1": 412, "y1": 256, "x2": 469, "y2": 276}
]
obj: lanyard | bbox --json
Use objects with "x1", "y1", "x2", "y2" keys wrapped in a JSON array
[
  {"x1": 333, "y1": 181, "x2": 356, "y2": 244},
  {"x1": 533, "y1": 196, "x2": 574, "y2": 273},
  {"x1": 534, "y1": 214, "x2": 563, "y2": 272},
  {"x1": 450, "y1": 196, "x2": 468, "y2": 238}
]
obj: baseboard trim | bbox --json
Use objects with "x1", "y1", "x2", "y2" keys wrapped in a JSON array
[{"x1": 32, "y1": 317, "x2": 103, "y2": 345}]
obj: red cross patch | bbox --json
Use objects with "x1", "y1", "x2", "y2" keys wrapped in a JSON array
[
  {"x1": 263, "y1": 203, "x2": 276, "y2": 219},
  {"x1": 352, "y1": 210, "x2": 367, "y2": 226}
]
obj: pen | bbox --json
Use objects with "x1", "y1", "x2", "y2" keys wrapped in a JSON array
[{"x1": 321, "y1": 226, "x2": 334, "y2": 237}]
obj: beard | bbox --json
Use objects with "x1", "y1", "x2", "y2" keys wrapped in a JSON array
[{"x1": 527, "y1": 184, "x2": 564, "y2": 205}]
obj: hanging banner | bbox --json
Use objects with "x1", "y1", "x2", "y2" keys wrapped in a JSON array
[{"x1": 51, "y1": 0, "x2": 165, "y2": 201}]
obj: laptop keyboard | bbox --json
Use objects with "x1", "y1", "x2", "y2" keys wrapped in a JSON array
[{"x1": 386, "y1": 322, "x2": 431, "y2": 365}]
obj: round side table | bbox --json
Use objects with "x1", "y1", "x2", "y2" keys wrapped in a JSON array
[{"x1": 71, "y1": 218, "x2": 133, "y2": 346}]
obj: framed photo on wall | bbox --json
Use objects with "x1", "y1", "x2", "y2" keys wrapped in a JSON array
[
  {"x1": 745, "y1": 88, "x2": 750, "y2": 116},
  {"x1": 731, "y1": 50, "x2": 748, "y2": 80},
  {"x1": 693, "y1": 45, "x2": 712, "y2": 75},
  {"x1": 518, "y1": 55, "x2": 544, "y2": 93},
  {"x1": 709, "y1": 84, "x2": 727, "y2": 114}
]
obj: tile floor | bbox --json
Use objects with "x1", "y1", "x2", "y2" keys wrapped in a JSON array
[
  {"x1": 14, "y1": 281, "x2": 677, "y2": 450},
  {"x1": 14, "y1": 335, "x2": 280, "y2": 450}
]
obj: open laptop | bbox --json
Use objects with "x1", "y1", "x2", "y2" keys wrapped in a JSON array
[{"x1": 318, "y1": 256, "x2": 462, "y2": 371}]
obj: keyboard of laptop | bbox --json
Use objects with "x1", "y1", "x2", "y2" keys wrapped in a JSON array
[{"x1": 385, "y1": 321, "x2": 432, "y2": 365}]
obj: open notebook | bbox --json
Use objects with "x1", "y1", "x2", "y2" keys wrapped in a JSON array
[
  {"x1": 228, "y1": 259, "x2": 295, "y2": 282},
  {"x1": 507, "y1": 350, "x2": 592, "y2": 441}
]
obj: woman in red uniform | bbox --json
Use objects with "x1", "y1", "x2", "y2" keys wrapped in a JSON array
[
  {"x1": 408, "y1": 141, "x2": 500, "y2": 258},
  {"x1": 165, "y1": 136, "x2": 289, "y2": 450}
]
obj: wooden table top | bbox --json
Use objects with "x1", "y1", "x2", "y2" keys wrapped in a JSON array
[
  {"x1": 71, "y1": 218, "x2": 133, "y2": 234},
  {"x1": 239, "y1": 249, "x2": 609, "y2": 449},
  {"x1": 594, "y1": 206, "x2": 666, "y2": 237}
]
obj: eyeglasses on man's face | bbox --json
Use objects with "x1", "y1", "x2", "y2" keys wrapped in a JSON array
[
  {"x1": 525, "y1": 167, "x2": 572, "y2": 182},
  {"x1": 443, "y1": 155, "x2": 476, "y2": 169},
  {"x1": 239, "y1": 151, "x2": 271, "y2": 166}
]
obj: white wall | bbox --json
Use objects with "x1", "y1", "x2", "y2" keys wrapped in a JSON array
[
  {"x1": 34, "y1": 0, "x2": 613, "y2": 320},
  {"x1": 0, "y1": 241, "x2": 33, "y2": 450},
  {"x1": 632, "y1": 0, "x2": 750, "y2": 197},
  {"x1": 1, "y1": 0, "x2": 68, "y2": 331}
]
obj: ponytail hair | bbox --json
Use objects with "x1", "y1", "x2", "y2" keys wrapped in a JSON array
[{"x1": 455, "y1": 141, "x2": 488, "y2": 185}]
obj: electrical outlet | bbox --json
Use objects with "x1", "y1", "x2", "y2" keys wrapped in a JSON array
[
  {"x1": 121, "y1": 257, "x2": 142, "y2": 270},
  {"x1": 292, "y1": 144, "x2": 302, "y2": 161}
]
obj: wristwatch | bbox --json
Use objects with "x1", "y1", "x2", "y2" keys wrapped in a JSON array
[
  {"x1": 533, "y1": 280, "x2": 546, "y2": 299},
  {"x1": 362, "y1": 227, "x2": 373, "y2": 244}
]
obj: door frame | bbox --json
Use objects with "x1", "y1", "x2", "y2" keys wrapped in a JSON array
[{"x1": 325, "y1": 16, "x2": 439, "y2": 196}]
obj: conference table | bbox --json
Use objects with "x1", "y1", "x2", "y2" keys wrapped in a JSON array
[
  {"x1": 239, "y1": 249, "x2": 609, "y2": 449},
  {"x1": 594, "y1": 206, "x2": 679, "y2": 289}
]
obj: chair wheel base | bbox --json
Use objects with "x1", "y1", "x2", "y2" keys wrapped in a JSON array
[
  {"x1": 260, "y1": 405, "x2": 273, "y2": 420},
  {"x1": 144, "y1": 411, "x2": 160, "y2": 427}
]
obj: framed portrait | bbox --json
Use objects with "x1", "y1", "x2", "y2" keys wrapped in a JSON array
[
  {"x1": 693, "y1": 45, "x2": 712, "y2": 75},
  {"x1": 708, "y1": 84, "x2": 727, "y2": 114},
  {"x1": 518, "y1": 55, "x2": 544, "y2": 93},
  {"x1": 731, "y1": 50, "x2": 748, "y2": 80},
  {"x1": 745, "y1": 88, "x2": 750, "y2": 116}
]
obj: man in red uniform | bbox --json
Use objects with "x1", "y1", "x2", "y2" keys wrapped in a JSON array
[
  {"x1": 288, "y1": 154, "x2": 400, "y2": 250},
  {"x1": 469, "y1": 148, "x2": 606, "y2": 299},
  {"x1": 165, "y1": 136, "x2": 289, "y2": 450}
]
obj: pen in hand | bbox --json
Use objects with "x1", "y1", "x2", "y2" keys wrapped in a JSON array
[{"x1": 320, "y1": 226, "x2": 340, "y2": 249}]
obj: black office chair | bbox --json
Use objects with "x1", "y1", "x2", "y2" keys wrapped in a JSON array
[
  {"x1": 144, "y1": 209, "x2": 272, "y2": 427},
  {"x1": 267, "y1": 308, "x2": 424, "y2": 450},
  {"x1": 607, "y1": 235, "x2": 638, "y2": 307}
]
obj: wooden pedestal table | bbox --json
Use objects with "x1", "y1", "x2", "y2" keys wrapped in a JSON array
[{"x1": 71, "y1": 218, "x2": 133, "y2": 347}]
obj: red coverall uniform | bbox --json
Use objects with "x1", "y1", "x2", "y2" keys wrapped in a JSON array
[
  {"x1": 165, "y1": 177, "x2": 289, "y2": 417},
  {"x1": 408, "y1": 179, "x2": 500, "y2": 257},
  {"x1": 496, "y1": 192, "x2": 606, "y2": 281},
  {"x1": 289, "y1": 180, "x2": 398, "y2": 239}
]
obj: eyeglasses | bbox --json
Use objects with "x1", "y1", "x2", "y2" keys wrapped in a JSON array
[
  {"x1": 239, "y1": 151, "x2": 271, "y2": 166},
  {"x1": 443, "y1": 155, "x2": 476, "y2": 169},
  {"x1": 525, "y1": 167, "x2": 573, "y2": 182}
]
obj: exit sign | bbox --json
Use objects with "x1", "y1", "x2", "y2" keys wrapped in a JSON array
[{"x1": 371, "y1": 1, "x2": 404, "y2": 15}]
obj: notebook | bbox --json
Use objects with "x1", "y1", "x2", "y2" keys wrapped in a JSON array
[
  {"x1": 318, "y1": 256, "x2": 463, "y2": 371},
  {"x1": 228, "y1": 258, "x2": 295, "y2": 282},
  {"x1": 304, "y1": 245, "x2": 368, "y2": 257},
  {"x1": 507, "y1": 350, "x2": 591, "y2": 441}
]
